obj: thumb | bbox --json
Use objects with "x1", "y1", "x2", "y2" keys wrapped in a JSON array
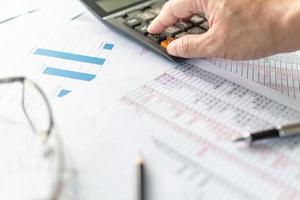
[{"x1": 167, "y1": 31, "x2": 215, "y2": 58}]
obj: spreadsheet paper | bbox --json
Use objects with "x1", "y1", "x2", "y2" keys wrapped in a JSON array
[
  {"x1": 203, "y1": 51, "x2": 300, "y2": 100},
  {"x1": 118, "y1": 61, "x2": 300, "y2": 200}
]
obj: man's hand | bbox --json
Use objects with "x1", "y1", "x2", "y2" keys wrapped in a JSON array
[{"x1": 148, "y1": 0, "x2": 300, "y2": 60}]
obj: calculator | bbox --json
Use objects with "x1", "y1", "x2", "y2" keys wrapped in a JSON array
[{"x1": 80, "y1": 0, "x2": 208, "y2": 62}]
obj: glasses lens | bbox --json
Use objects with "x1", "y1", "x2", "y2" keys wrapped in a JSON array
[{"x1": 0, "y1": 81, "x2": 24, "y2": 122}]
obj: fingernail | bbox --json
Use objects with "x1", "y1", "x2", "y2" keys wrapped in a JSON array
[
  {"x1": 147, "y1": 22, "x2": 155, "y2": 33},
  {"x1": 167, "y1": 41, "x2": 176, "y2": 56},
  {"x1": 147, "y1": 25, "x2": 153, "y2": 33}
]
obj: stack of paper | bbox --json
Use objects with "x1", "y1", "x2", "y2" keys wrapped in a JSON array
[{"x1": 2, "y1": 0, "x2": 300, "y2": 199}]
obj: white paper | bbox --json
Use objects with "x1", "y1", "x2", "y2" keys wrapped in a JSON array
[
  {"x1": 57, "y1": 55, "x2": 300, "y2": 199},
  {"x1": 0, "y1": 0, "x2": 86, "y2": 24},
  {"x1": 72, "y1": 11, "x2": 99, "y2": 24},
  {"x1": 56, "y1": 103, "x2": 186, "y2": 200},
  {"x1": 0, "y1": 20, "x2": 174, "y2": 112},
  {"x1": 0, "y1": 3, "x2": 38, "y2": 24},
  {"x1": 116, "y1": 60, "x2": 300, "y2": 200},
  {"x1": 203, "y1": 52, "x2": 300, "y2": 100}
]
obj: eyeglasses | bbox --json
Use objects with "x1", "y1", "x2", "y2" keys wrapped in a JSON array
[{"x1": 0, "y1": 77, "x2": 77, "y2": 200}]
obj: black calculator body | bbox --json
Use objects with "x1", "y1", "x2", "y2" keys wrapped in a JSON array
[{"x1": 80, "y1": 0, "x2": 208, "y2": 63}]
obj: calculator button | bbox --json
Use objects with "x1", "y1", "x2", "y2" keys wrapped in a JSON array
[
  {"x1": 117, "y1": 14, "x2": 128, "y2": 19},
  {"x1": 187, "y1": 27, "x2": 206, "y2": 34},
  {"x1": 162, "y1": 26, "x2": 181, "y2": 37},
  {"x1": 175, "y1": 21, "x2": 193, "y2": 31},
  {"x1": 148, "y1": 8, "x2": 161, "y2": 15},
  {"x1": 136, "y1": 11, "x2": 156, "y2": 22},
  {"x1": 114, "y1": 17, "x2": 125, "y2": 23},
  {"x1": 175, "y1": 32, "x2": 188, "y2": 39},
  {"x1": 148, "y1": 34, "x2": 166, "y2": 43},
  {"x1": 124, "y1": 18, "x2": 142, "y2": 28},
  {"x1": 152, "y1": 2, "x2": 164, "y2": 7},
  {"x1": 135, "y1": 24, "x2": 149, "y2": 35},
  {"x1": 199, "y1": 21, "x2": 209, "y2": 30},
  {"x1": 127, "y1": 10, "x2": 143, "y2": 18},
  {"x1": 189, "y1": 15, "x2": 205, "y2": 25},
  {"x1": 198, "y1": 13, "x2": 206, "y2": 18},
  {"x1": 141, "y1": 6, "x2": 151, "y2": 11},
  {"x1": 160, "y1": 37, "x2": 174, "y2": 49},
  {"x1": 149, "y1": 4, "x2": 162, "y2": 15}
]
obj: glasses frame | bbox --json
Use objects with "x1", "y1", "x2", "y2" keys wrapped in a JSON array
[
  {"x1": 0, "y1": 76, "x2": 76, "y2": 199},
  {"x1": 0, "y1": 76, "x2": 54, "y2": 140}
]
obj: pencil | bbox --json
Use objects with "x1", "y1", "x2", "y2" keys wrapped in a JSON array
[{"x1": 136, "y1": 153, "x2": 145, "y2": 200}]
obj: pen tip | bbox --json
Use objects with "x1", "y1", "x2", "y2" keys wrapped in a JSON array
[{"x1": 233, "y1": 137, "x2": 245, "y2": 143}]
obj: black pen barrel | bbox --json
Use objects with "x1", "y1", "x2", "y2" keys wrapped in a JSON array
[{"x1": 250, "y1": 128, "x2": 279, "y2": 141}]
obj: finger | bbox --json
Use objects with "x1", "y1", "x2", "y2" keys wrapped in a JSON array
[
  {"x1": 148, "y1": 0, "x2": 203, "y2": 34},
  {"x1": 167, "y1": 30, "x2": 216, "y2": 58}
]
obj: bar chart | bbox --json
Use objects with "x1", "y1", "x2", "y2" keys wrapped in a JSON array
[
  {"x1": 43, "y1": 67, "x2": 96, "y2": 81},
  {"x1": 34, "y1": 48, "x2": 106, "y2": 65},
  {"x1": 12, "y1": 22, "x2": 149, "y2": 101},
  {"x1": 24, "y1": 40, "x2": 115, "y2": 98}
]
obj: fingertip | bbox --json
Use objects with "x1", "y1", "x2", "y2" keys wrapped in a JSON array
[
  {"x1": 166, "y1": 41, "x2": 177, "y2": 56},
  {"x1": 166, "y1": 33, "x2": 213, "y2": 58},
  {"x1": 147, "y1": 22, "x2": 156, "y2": 34},
  {"x1": 147, "y1": 18, "x2": 163, "y2": 34}
]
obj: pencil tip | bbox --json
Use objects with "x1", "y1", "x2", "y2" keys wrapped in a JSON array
[{"x1": 136, "y1": 153, "x2": 144, "y2": 165}]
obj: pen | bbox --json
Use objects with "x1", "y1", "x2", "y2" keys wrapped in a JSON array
[
  {"x1": 234, "y1": 122, "x2": 300, "y2": 143},
  {"x1": 136, "y1": 153, "x2": 145, "y2": 200}
]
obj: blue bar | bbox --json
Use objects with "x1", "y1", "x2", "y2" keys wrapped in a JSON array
[
  {"x1": 103, "y1": 43, "x2": 114, "y2": 50},
  {"x1": 58, "y1": 89, "x2": 71, "y2": 97},
  {"x1": 43, "y1": 67, "x2": 96, "y2": 81},
  {"x1": 34, "y1": 48, "x2": 105, "y2": 65}
]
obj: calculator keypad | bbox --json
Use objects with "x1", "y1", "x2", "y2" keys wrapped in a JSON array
[
  {"x1": 187, "y1": 27, "x2": 206, "y2": 34},
  {"x1": 148, "y1": 4, "x2": 163, "y2": 15},
  {"x1": 136, "y1": 11, "x2": 156, "y2": 22},
  {"x1": 162, "y1": 25, "x2": 181, "y2": 37},
  {"x1": 199, "y1": 21, "x2": 209, "y2": 30},
  {"x1": 160, "y1": 37, "x2": 174, "y2": 48},
  {"x1": 148, "y1": 34, "x2": 166, "y2": 43},
  {"x1": 189, "y1": 15, "x2": 205, "y2": 25},
  {"x1": 124, "y1": 18, "x2": 142, "y2": 28},
  {"x1": 175, "y1": 21, "x2": 193, "y2": 31},
  {"x1": 135, "y1": 24, "x2": 149, "y2": 35},
  {"x1": 175, "y1": 32, "x2": 188, "y2": 39},
  {"x1": 120, "y1": 2, "x2": 208, "y2": 51}
]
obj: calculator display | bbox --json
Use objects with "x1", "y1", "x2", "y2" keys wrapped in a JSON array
[{"x1": 96, "y1": 0, "x2": 144, "y2": 12}]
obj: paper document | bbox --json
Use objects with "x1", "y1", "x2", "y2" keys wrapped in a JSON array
[
  {"x1": 4, "y1": 20, "x2": 172, "y2": 101},
  {"x1": 37, "y1": 0, "x2": 87, "y2": 21},
  {"x1": 115, "y1": 61, "x2": 300, "y2": 200},
  {"x1": 0, "y1": 4, "x2": 38, "y2": 24},
  {"x1": 72, "y1": 11, "x2": 100, "y2": 24},
  {"x1": 0, "y1": 11, "x2": 74, "y2": 78},
  {"x1": 0, "y1": 0, "x2": 86, "y2": 23},
  {"x1": 204, "y1": 51, "x2": 300, "y2": 100},
  {"x1": 0, "y1": 119, "x2": 77, "y2": 200},
  {"x1": 55, "y1": 103, "x2": 186, "y2": 200}
]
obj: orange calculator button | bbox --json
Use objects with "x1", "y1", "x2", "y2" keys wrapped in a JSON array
[{"x1": 160, "y1": 37, "x2": 174, "y2": 49}]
